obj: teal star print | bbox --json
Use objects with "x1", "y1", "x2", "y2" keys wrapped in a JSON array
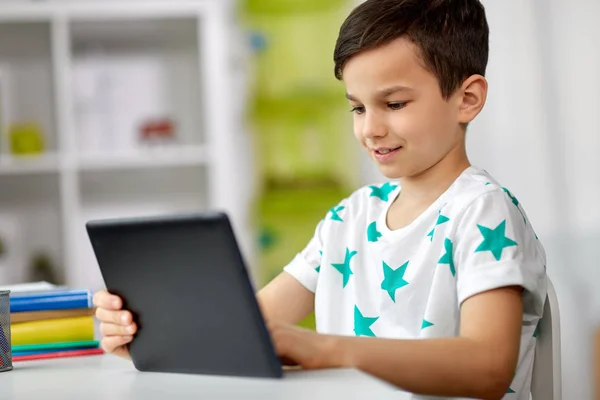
[
  {"x1": 533, "y1": 322, "x2": 540, "y2": 338},
  {"x1": 427, "y1": 212, "x2": 450, "y2": 241},
  {"x1": 426, "y1": 229, "x2": 435, "y2": 241},
  {"x1": 367, "y1": 221, "x2": 382, "y2": 242},
  {"x1": 421, "y1": 319, "x2": 434, "y2": 329},
  {"x1": 315, "y1": 250, "x2": 323, "y2": 273},
  {"x1": 502, "y1": 187, "x2": 527, "y2": 224},
  {"x1": 381, "y1": 261, "x2": 409, "y2": 302},
  {"x1": 328, "y1": 205, "x2": 344, "y2": 222},
  {"x1": 436, "y1": 214, "x2": 450, "y2": 225},
  {"x1": 506, "y1": 388, "x2": 515, "y2": 394},
  {"x1": 332, "y1": 248, "x2": 357, "y2": 288},
  {"x1": 438, "y1": 238, "x2": 456, "y2": 277},
  {"x1": 503, "y1": 187, "x2": 519, "y2": 207},
  {"x1": 354, "y1": 305, "x2": 378, "y2": 337},
  {"x1": 475, "y1": 220, "x2": 518, "y2": 261},
  {"x1": 369, "y1": 182, "x2": 398, "y2": 201}
]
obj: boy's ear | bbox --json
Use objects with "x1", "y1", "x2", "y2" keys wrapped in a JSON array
[{"x1": 456, "y1": 74, "x2": 488, "y2": 124}]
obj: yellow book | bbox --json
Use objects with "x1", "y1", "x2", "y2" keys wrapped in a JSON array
[{"x1": 11, "y1": 316, "x2": 94, "y2": 346}]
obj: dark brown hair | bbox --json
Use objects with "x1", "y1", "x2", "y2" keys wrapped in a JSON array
[{"x1": 333, "y1": 0, "x2": 489, "y2": 99}]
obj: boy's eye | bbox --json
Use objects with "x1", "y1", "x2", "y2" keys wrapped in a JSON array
[
  {"x1": 350, "y1": 106, "x2": 365, "y2": 115},
  {"x1": 388, "y1": 102, "x2": 407, "y2": 110}
]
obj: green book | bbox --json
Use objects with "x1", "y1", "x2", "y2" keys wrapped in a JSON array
[{"x1": 12, "y1": 340, "x2": 100, "y2": 353}]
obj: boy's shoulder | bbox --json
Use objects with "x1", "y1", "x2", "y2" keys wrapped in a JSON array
[
  {"x1": 449, "y1": 166, "x2": 524, "y2": 205},
  {"x1": 437, "y1": 167, "x2": 537, "y2": 239},
  {"x1": 444, "y1": 166, "x2": 506, "y2": 205}
]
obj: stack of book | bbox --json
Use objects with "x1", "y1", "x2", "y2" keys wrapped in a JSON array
[{"x1": 6, "y1": 282, "x2": 103, "y2": 361}]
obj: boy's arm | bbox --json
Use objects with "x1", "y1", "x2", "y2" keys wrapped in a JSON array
[
  {"x1": 336, "y1": 286, "x2": 522, "y2": 400},
  {"x1": 257, "y1": 272, "x2": 315, "y2": 325}
]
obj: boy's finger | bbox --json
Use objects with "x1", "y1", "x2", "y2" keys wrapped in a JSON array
[
  {"x1": 92, "y1": 291, "x2": 122, "y2": 310},
  {"x1": 100, "y1": 322, "x2": 137, "y2": 337},
  {"x1": 95, "y1": 308, "x2": 132, "y2": 326},
  {"x1": 101, "y1": 336, "x2": 133, "y2": 354}
]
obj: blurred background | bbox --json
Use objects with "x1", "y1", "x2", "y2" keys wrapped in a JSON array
[{"x1": 0, "y1": 0, "x2": 597, "y2": 398}]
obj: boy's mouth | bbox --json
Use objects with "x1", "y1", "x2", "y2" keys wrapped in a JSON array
[
  {"x1": 374, "y1": 146, "x2": 402, "y2": 155},
  {"x1": 371, "y1": 146, "x2": 403, "y2": 163}
]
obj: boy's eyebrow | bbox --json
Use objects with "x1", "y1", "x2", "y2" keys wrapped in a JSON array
[
  {"x1": 345, "y1": 85, "x2": 414, "y2": 101},
  {"x1": 377, "y1": 85, "x2": 414, "y2": 97}
]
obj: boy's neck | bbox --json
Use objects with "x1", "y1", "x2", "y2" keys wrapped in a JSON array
[{"x1": 396, "y1": 144, "x2": 470, "y2": 207}]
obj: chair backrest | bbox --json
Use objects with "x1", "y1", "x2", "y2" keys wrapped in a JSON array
[{"x1": 531, "y1": 276, "x2": 561, "y2": 400}]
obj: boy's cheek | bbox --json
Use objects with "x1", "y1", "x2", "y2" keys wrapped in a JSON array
[{"x1": 353, "y1": 129, "x2": 366, "y2": 146}]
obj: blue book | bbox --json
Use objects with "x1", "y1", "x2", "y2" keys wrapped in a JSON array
[{"x1": 9, "y1": 289, "x2": 92, "y2": 313}]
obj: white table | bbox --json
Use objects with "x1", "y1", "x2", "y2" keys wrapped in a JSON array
[{"x1": 1, "y1": 355, "x2": 408, "y2": 400}]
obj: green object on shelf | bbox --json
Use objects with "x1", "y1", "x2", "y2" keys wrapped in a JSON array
[
  {"x1": 9, "y1": 122, "x2": 45, "y2": 155},
  {"x1": 30, "y1": 252, "x2": 58, "y2": 285}
]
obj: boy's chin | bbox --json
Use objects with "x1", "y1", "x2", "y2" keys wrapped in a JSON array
[{"x1": 376, "y1": 165, "x2": 405, "y2": 180}]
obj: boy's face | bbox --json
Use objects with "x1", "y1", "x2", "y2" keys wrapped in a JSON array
[{"x1": 342, "y1": 38, "x2": 466, "y2": 180}]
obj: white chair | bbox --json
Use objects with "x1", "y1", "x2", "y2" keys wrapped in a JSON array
[{"x1": 531, "y1": 276, "x2": 561, "y2": 400}]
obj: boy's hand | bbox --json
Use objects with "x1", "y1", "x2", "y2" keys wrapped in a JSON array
[
  {"x1": 267, "y1": 321, "x2": 343, "y2": 370},
  {"x1": 93, "y1": 290, "x2": 137, "y2": 360}
]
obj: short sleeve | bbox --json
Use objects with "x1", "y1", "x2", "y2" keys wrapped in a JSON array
[
  {"x1": 453, "y1": 190, "x2": 547, "y2": 317},
  {"x1": 283, "y1": 219, "x2": 324, "y2": 293}
]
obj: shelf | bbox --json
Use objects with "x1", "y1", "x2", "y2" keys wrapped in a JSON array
[
  {"x1": 77, "y1": 145, "x2": 209, "y2": 171},
  {"x1": 0, "y1": 145, "x2": 210, "y2": 174},
  {"x1": 80, "y1": 173, "x2": 208, "y2": 216},
  {"x1": 0, "y1": 3, "x2": 51, "y2": 22},
  {"x1": 70, "y1": 17, "x2": 199, "y2": 49},
  {"x1": 70, "y1": 17, "x2": 204, "y2": 153},
  {"x1": 0, "y1": 1, "x2": 250, "y2": 289},
  {"x1": 0, "y1": 21, "x2": 58, "y2": 154},
  {"x1": 0, "y1": 153, "x2": 60, "y2": 175},
  {"x1": 0, "y1": 1, "x2": 228, "y2": 22},
  {"x1": 0, "y1": 172, "x2": 63, "y2": 284},
  {"x1": 75, "y1": 163, "x2": 210, "y2": 291},
  {"x1": 79, "y1": 164, "x2": 209, "y2": 216}
]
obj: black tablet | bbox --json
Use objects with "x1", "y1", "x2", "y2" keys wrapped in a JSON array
[{"x1": 86, "y1": 212, "x2": 283, "y2": 378}]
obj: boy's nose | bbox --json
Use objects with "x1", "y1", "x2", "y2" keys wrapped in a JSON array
[{"x1": 361, "y1": 114, "x2": 387, "y2": 139}]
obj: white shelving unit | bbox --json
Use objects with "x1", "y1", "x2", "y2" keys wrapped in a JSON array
[{"x1": 0, "y1": 1, "x2": 256, "y2": 292}]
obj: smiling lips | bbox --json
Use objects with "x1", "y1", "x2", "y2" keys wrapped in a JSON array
[{"x1": 371, "y1": 146, "x2": 403, "y2": 163}]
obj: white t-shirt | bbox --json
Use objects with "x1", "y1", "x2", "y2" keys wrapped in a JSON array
[{"x1": 284, "y1": 166, "x2": 547, "y2": 400}]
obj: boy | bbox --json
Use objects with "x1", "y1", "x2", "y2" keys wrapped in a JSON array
[{"x1": 93, "y1": 0, "x2": 547, "y2": 399}]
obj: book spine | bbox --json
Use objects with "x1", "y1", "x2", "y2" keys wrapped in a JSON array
[
  {"x1": 9, "y1": 294, "x2": 92, "y2": 313},
  {"x1": 13, "y1": 346, "x2": 99, "y2": 356},
  {"x1": 12, "y1": 348, "x2": 104, "y2": 362},
  {"x1": 12, "y1": 340, "x2": 100, "y2": 353},
  {"x1": 10, "y1": 307, "x2": 96, "y2": 324},
  {"x1": 10, "y1": 289, "x2": 91, "y2": 300},
  {"x1": 11, "y1": 316, "x2": 94, "y2": 346}
]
